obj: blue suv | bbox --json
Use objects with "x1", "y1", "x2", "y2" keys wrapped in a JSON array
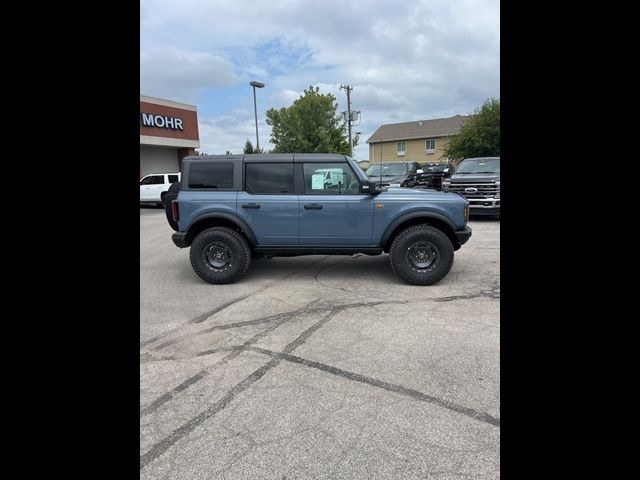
[{"x1": 169, "y1": 154, "x2": 471, "y2": 285}]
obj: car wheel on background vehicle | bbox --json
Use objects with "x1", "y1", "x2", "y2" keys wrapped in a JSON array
[
  {"x1": 157, "y1": 192, "x2": 167, "y2": 208},
  {"x1": 389, "y1": 225, "x2": 454, "y2": 285},
  {"x1": 164, "y1": 182, "x2": 181, "y2": 231},
  {"x1": 189, "y1": 227, "x2": 251, "y2": 284}
]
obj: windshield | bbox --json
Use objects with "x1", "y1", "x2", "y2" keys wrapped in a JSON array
[
  {"x1": 420, "y1": 164, "x2": 449, "y2": 173},
  {"x1": 455, "y1": 158, "x2": 500, "y2": 174},
  {"x1": 366, "y1": 163, "x2": 408, "y2": 177}
]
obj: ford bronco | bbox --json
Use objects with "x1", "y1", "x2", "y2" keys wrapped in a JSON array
[{"x1": 169, "y1": 154, "x2": 471, "y2": 285}]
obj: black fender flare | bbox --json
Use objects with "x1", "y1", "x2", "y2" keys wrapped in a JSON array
[
  {"x1": 380, "y1": 211, "x2": 457, "y2": 247},
  {"x1": 188, "y1": 212, "x2": 258, "y2": 246}
]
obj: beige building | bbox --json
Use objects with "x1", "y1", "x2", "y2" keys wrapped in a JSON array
[{"x1": 366, "y1": 115, "x2": 468, "y2": 164}]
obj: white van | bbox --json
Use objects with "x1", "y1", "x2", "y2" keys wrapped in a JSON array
[
  {"x1": 314, "y1": 168, "x2": 346, "y2": 188},
  {"x1": 140, "y1": 172, "x2": 181, "y2": 207}
]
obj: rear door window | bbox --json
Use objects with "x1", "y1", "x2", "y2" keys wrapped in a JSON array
[{"x1": 245, "y1": 163, "x2": 294, "y2": 194}]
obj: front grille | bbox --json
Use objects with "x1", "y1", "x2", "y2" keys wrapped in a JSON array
[{"x1": 444, "y1": 182, "x2": 498, "y2": 199}]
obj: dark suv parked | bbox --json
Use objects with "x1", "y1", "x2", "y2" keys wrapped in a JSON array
[
  {"x1": 169, "y1": 154, "x2": 471, "y2": 285},
  {"x1": 365, "y1": 161, "x2": 421, "y2": 187}
]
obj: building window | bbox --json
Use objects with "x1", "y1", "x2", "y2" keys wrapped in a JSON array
[
  {"x1": 425, "y1": 139, "x2": 436, "y2": 153},
  {"x1": 396, "y1": 142, "x2": 406, "y2": 156}
]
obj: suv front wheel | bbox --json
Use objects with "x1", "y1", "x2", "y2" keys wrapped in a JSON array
[
  {"x1": 190, "y1": 227, "x2": 251, "y2": 284},
  {"x1": 389, "y1": 225, "x2": 454, "y2": 285}
]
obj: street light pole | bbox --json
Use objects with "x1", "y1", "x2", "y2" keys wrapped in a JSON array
[{"x1": 250, "y1": 81, "x2": 265, "y2": 151}]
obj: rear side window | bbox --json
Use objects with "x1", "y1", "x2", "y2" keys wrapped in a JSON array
[
  {"x1": 168, "y1": 175, "x2": 179, "y2": 183},
  {"x1": 245, "y1": 163, "x2": 294, "y2": 194},
  {"x1": 188, "y1": 163, "x2": 234, "y2": 189}
]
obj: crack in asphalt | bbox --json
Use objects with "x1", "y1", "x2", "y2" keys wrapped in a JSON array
[
  {"x1": 247, "y1": 346, "x2": 500, "y2": 428},
  {"x1": 140, "y1": 256, "x2": 330, "y2": 348},
  {"x1": 431, "y1": 286, "x2": 500, "y2": 302},
  {"x1": 140, "y1": 306, "x2": 344, "y2": 471},
  {"x1": 149, "y1": 299, "x2": 408, "y2": 352},
  {"x1": 140, "y1": 353, "x2": 177, "y2": 363},
  {"x1": 140, "y1": 300, "x2": 321, "y2": 418},
  {"x1": 313, "y1": 256, "x2": 353, "y2": 292},
  {"x1": 140, "y1": 283, "x2": 498, "y2": 469}
]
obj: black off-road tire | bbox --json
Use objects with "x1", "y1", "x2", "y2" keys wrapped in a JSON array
[
  {"x1": 389, "y1": 225, "x2": 454, "y2": 286},
  {"x1": 189, "y1": 227, "x2": 251, "y2": 284},
  {"x1": 164, "y1": 182, "x2": 181, "y2": 231}
]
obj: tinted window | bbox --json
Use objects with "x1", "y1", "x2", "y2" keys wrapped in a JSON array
[
  {"x1": 245, "y1": 163, "x2": 294, "y2": 194},
  {"x1": 168, "y1": 175, "x2": 179, "y2": 183},
  {"x1": 140, "y1": 175, "x2": 165, "y2": 185},
  {"x1": 456, "y1": 158, "x2": 500, "y2": 174},
  {"x1": 366, "y1": 163, "x2": 407, "y2": 176},
  {"x1": 188, "y1": 163, "x2": 234, "y2": 189},
  {"x1": 303, "y1": 163, "x2": 360, "y2": 194},
  {"x1": 420, "y1": 164, "x2": 450, "y2": 173}
]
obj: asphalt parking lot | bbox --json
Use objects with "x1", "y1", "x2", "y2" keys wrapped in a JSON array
[{"x1": 140, "y1": 206, "x2": 500, "y2": 479}]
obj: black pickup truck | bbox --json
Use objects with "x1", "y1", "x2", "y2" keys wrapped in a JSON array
[
  {"x1": 401, "y1": 163, "x2": 454, "y2": 190},
  {"x1": 442, "y1": 157, "x2": 500, "y2": 217}
]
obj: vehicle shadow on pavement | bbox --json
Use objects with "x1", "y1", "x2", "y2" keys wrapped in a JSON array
[{"x1": 243, "y1": 255, "x2": 396, "y2": 283}]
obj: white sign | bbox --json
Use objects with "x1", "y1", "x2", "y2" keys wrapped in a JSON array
[
  {"x1": 140, "y1": 113, "x2": 184, "y2": 130},
  {"x1": 311, "y1": 174, "x2": 325, "y2": 190}
]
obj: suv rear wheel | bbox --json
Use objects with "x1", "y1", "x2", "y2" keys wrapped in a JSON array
[
  {"x1": 389, "y1": 225, "x2": 454, "y2": 285},
  {"x1": 189, "y1": 227, "x2": 251, "y2": 284}
]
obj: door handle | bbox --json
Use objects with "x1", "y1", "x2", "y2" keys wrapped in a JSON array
[
  {"x1": 241, "y1": 203, "x2": 260, "y2": 209},
  {"x1": 304, "y1": 204, "x2": 323, "y2": 209}
]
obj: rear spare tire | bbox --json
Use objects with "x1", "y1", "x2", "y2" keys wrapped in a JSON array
[{"x1": 164, "y1": 181, "x2": 180, "y2": 231}]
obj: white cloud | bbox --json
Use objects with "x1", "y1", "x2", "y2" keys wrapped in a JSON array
[{"x1": 140, "y1": 47, "x2": 238, "y2": 102}]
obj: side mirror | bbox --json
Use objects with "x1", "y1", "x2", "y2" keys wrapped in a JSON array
[{"x1": 361, "y1": 180, "x2": 378, "y2": 195}]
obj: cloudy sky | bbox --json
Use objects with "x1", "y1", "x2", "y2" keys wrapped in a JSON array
[{"x1": 140, "y1": 0, "x2": 499, "y2": 160}]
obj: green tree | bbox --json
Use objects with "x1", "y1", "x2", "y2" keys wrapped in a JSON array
[
  {"x1": 243, "y1": 139, "x2": 265, "y2": 154},
  {"x1": 265, "y1": 86, "x2": 356, "y2": 155},
  {"x1": 443, "y1": 98, "x2": 500, "y2": 163}
]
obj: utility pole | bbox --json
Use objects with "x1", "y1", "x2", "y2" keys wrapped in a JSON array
[{"x1": 340, "y1": 84, "x2": 353, "y2": 157}]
